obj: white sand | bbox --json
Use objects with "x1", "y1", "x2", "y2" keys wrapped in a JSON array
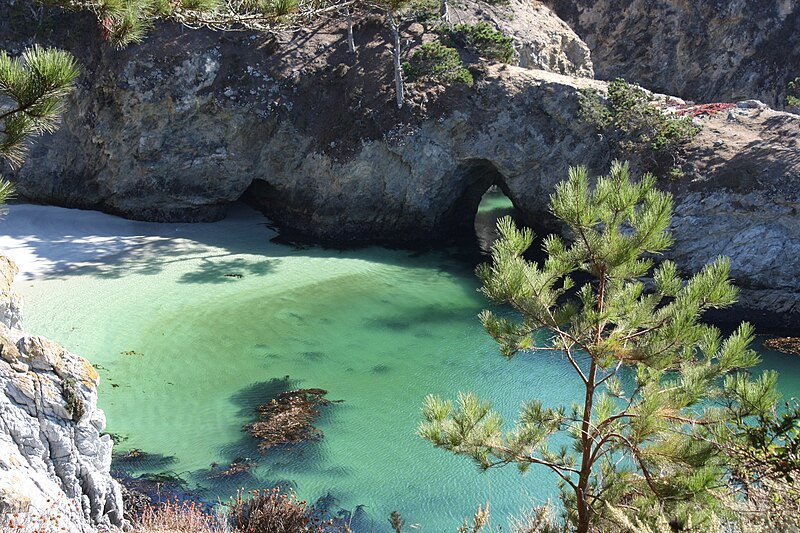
[{"x1": 0, "y1": 203, "x2": 276, "y2": 280}]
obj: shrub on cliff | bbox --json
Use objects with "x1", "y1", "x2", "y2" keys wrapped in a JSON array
[
  {"x1": 420, "y1": 161, "x2": 782, "y2": 532},
  {"x1": 444, "y1": 22, "x2": 514, "y2": 64},
  {"x1": 788, "y1": 77, "x2": 800, "y2": 108},
  {"x1": 403, "y1": 41, "x2": 473, "y2": 86},
  {"x1": 579, "y1": 79, "x2": 700, "y2": 176}
]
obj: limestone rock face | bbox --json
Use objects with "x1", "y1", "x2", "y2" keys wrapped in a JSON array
[
  {"x1": 0, "y1": 258, "x2": 123, "y2": 532},
  {"x1": 543, "y1": 0, "x2": 800, "y2": 107},
  {"x1": 665, "y1": 104, "x2": 800, "y2": 329},
  {"x1": 0, "y1": 257, "x2": 22, "y2": 330},
  {"x1": 453, "y1": 0, "x2": 594, "y2": 77}
]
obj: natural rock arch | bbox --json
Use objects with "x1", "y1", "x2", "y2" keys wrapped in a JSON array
[
  {"x1": 439, "y1": 159, "x2": 516, "y2": 242},
  {"x1": 4, "y1": 10, "x2": 800, "y2": 327}
]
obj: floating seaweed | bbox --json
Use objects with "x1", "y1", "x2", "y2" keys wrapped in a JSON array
[
  {"x1": 764, "y1": 337, "x2": 800, "y2": 356},
  {"x1": 104, "y1": 432, "x2": 128, "y2": 444},
  {"x1": 122, "y1": 448, "x2": 145, "y2": 460},
  {"x1": 112, "y1": 448, "x2": 177, "y2": 471},
  {"x1": 244, "y1": 388, "x2": 339, "y2": 453},
  {"x1": 209, "y1": 457, "x2": 257, "y2": 478}
]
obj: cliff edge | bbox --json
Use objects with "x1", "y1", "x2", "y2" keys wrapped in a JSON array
[{"x1": 0, "y1": 257, "x2": 123, "y2": 532}]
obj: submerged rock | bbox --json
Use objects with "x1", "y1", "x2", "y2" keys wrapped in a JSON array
[{"x1": 0, "y1": 257, "x2": 124, "y2": 532}]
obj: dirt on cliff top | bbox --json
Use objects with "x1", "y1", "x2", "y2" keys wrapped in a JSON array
[{"x1": 679, "y1": 104, "x2": 800, "y2": 195}]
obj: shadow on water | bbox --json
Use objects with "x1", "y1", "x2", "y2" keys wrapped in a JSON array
[
  {"x1": 193, "y1": 377, "x2": 351, "y2": 498},
  {"x1": 178, "y1": 257, "x2": 276, "y2": 284},
  {"x1": 230, "y1": 376, "x2": 296, "y2": 418},
  {"x1": 363, "y1": 304, "x2": 471, "y2": 333},
  {"x1": 110, "y1": 449, "x2": 206, "y2": 507}
]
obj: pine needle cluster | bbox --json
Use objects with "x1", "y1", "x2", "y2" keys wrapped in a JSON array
[
  {"x1": 420, "y1": 161, "x2": 781, "y2": 532},
  {"x1": 0, "y1": 44, "x2": 80, "y2": 205}
]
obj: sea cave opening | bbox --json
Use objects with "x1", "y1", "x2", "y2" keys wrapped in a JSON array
[
  {"x1": 474, "y1": 185, "x2": 521, "y2": 255},
  {"x1": 446, "y1": 158, "x2": 523, "y2": 255}
]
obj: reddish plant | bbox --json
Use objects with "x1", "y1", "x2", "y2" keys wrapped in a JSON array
[
  {"x1": 132, "y1": 497, "x2": 223, "y2": 532},
  {"x1": 673, "y1": 102, "x2": 736, "y2": 118},
  {"x1": 228, "y1": 487, "x2": 330, "y2": 533}
]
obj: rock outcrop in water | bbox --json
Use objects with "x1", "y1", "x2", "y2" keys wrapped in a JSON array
[
  {"x1": 542, "y1": 0, "x2": 800, "y2": 107},
  {"x1": 0, "y1": 257, "x2": 124, "y2": 532},
  {"x1": 2, "y1": 2, "x2": 800, "y2": 329}
]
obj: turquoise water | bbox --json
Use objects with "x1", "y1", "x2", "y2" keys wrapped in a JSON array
[{"x1": 6, "y1": 198, "x2": 800, "y2": 532}]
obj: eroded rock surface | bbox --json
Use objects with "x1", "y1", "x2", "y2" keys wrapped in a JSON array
[
  {"x1": 452, "y1": 0, "x2": 593, "y2": 77},
  {"x1": 0, "y1": 258, "x2": 123, "y2": 532},
  {"x1": 667, "y1": 103, "x2": 800, "y2": 329},
  {"x1": 543, "y1": 0, "x2": 800, "y2": 107}
]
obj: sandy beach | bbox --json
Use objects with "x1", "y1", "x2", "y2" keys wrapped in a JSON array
[{"x1": 0, "y1": 203, "x2": 276, "y2": 280}]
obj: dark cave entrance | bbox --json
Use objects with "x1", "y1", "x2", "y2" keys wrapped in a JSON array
[
  {"x1": 474, "y1": 185, "x2": 520, "y2": 255},
  {"x1": 445, "y1": 159, "x2": 522, "y2": 254}
]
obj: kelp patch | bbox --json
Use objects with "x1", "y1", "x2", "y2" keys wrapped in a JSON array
[{"x1": 244, "y1": 388, "x2": 340, "y2": 453}]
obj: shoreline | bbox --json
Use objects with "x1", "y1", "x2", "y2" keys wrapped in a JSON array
[{"x1": 3, "y1": 202, "x2": 797, "y2": 335}]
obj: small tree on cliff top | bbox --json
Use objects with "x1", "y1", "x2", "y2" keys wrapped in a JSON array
[
  {"x1": 420, "y1": 161, "x2": 780, "y2": 532},
  {"x1": 47, "y1": 0, "x2": 466, "y2": 109},
  {"x1": 47, "y1": 0, "x2": 354, "y2": 46},
  {"x1": 0, "y1": 44, "x2": 80, "y2": 205}
]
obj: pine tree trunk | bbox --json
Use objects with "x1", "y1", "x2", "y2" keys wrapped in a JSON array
[
  {"x1": 439, "y1": 0, "x2": 450, "y2": 25},
  {"x1": 387, "y1": 11, "x2": 404, "y2": 109},
  {"x1": 346, "y1": 8, "x2": 356, "y2": 53},
  {"x1": 575, "y1": 271, "x2": 606, "y2": 533},
  {"x1": 575, "y1": 358, "x2": 597, "y2": 533}
]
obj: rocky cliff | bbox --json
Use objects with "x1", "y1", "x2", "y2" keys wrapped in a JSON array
[
  {"x1": 543, "y1": 0, "x2": 800, "y2": 107},
  {"x1": 0, "y1": 257, "x2": 124, "y2": 532},
  {"x1": 2, "y1": 2, "x2": 799, "y2": 329}
]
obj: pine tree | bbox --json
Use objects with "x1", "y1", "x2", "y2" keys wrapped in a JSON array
[
  {"x1": 49, "y1": 0, "x2": 351, "y2": 46},
  {"x1": 419, "y1": 161, "x2": 781, "y2": 532},
  {"x1": 0, "y1": 45, "x2": 80, "y2": 205},
  {"x1": 376, "y1": 0, "x2": 410, "y2": 109}
]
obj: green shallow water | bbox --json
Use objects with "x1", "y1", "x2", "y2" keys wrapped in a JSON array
[{"x1": 4, "y1": 200, "x2": 800, "y2": 532}]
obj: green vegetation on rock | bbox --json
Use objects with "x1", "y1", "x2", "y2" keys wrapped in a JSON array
[
  {"x1": 444, "y1": 22, "x2": 514, "y2": 64},
  {"x1": 788, "y1": 77, "x2": 800, "y2": 107},
  {"x1": 579, "y1": 79, "x2": 700, "y2": 176},
  {"x1": 421, "y1": 161, "x2": 782, "y2": 532},
  {"x1": 62, "y1": 378, "x2": 85, "y2": 420},
  {"x1": 403, "y1": 41, "x2": 473, "y2": 85},
  {"x1": 408, "y1": 0, "x2": 440, "y2": 22}
]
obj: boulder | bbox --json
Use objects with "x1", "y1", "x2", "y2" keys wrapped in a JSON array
[{"x1": 0, "y1": 257, "x2": 124, "y2": 532}]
